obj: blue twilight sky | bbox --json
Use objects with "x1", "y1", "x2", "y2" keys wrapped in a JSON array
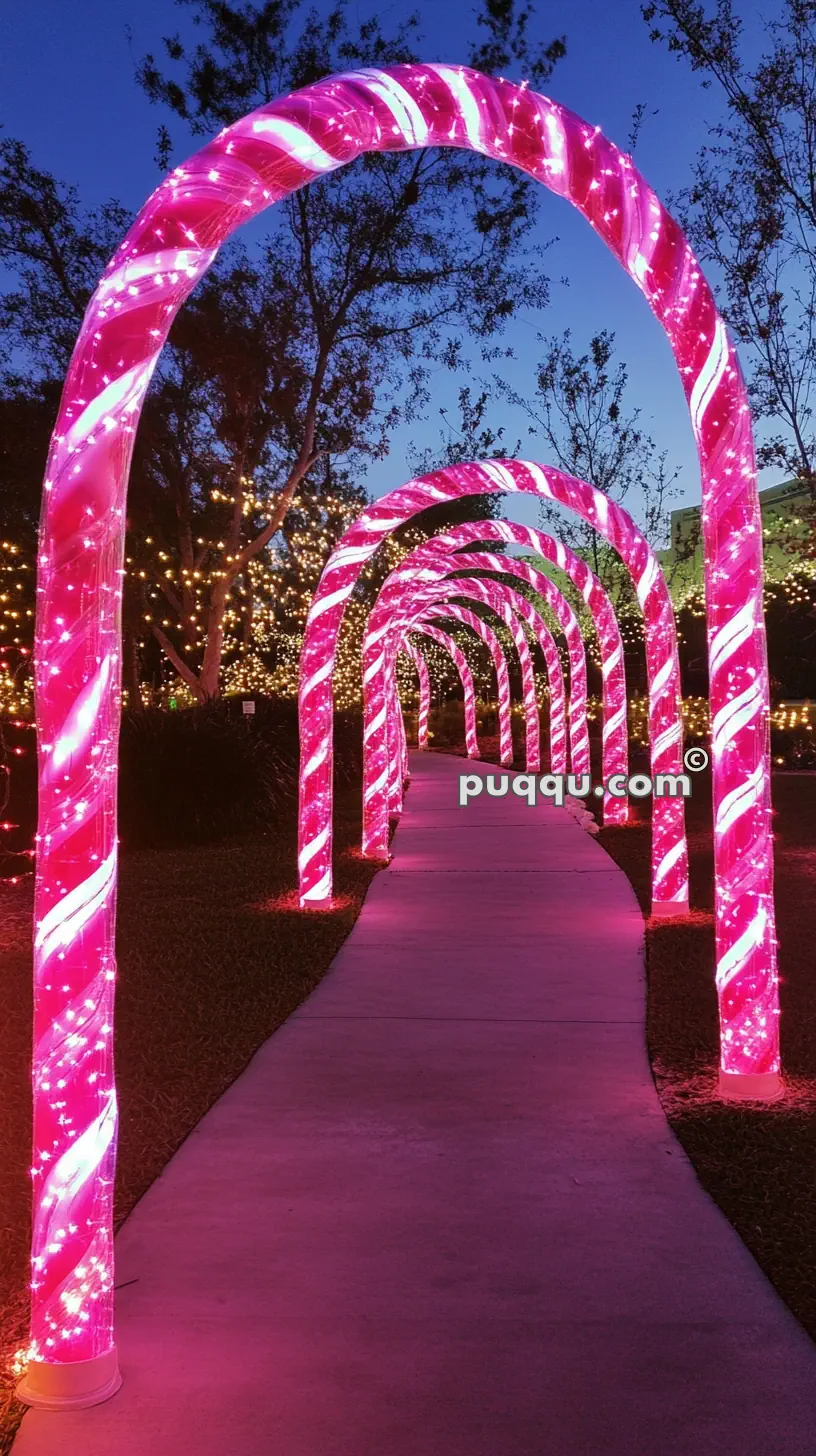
[{"x1": 0, "y1": 0, "x2": 774, "y2": 536}]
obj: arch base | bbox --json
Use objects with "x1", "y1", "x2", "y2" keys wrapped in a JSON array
[
  {"x1": 718, "y1": 1069, "x2": 784, "y2": 1103},
  {"x1": 651, "y1": 897, "x2": 691, "y2": 919},
  {"x1": 17, "y1": 1347, "x2": 122, "y2": 1409}
]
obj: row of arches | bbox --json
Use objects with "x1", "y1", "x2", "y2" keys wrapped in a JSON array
[
  {"x1": 25, "y1": 61, "x2": 779, "y2": 1409},
  {"x1": 300, "y1": 461, "x2": 689, "y2": 911}
]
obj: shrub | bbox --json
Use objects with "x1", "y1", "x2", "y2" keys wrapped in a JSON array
[
  {"x1": 770, "y1": 723, "x2": 816, "y2": 770},
  {"x1": 118, "y1": 705, "x2": 295, "y2": 849}
]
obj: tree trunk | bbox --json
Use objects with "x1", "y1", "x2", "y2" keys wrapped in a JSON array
[
  {"x1": 198, "y1": 578, "x2": 230, "y2": 700},
  {"x1": 152, "y1": 625, "x2": 207, "y2": 704}
]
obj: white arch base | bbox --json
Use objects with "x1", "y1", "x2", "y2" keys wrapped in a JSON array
[
  {"x1": 17, "y1": 1348, "x2": 122, "y2": 1410},
  {"x1": 718, "y1": 1070, "x2": 784, "y2": 1102},
  {"x1": 651, "y1": 900, "x2": 690, "y2": 918}
]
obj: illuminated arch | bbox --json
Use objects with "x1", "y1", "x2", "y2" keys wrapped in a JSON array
[
  {"x1": 304, "y1": 468, "x2": 686, "y2": 908},
  {"x1": 297, "y1": 452, "x2": 775, "y2": 1099},
  {"x1": 367, "y1": 565, "x2": 584, "y2": 849},
  {"x1": 404, "y1": 642, "x2": 431, "y2": 748},
  {"x1": 396, "y1": 578, "x2": 569, "y2": 780},
  {"x1": 27, "y1": 59, "x2": 779, "y2": 1410},
  {"x1": 370, "y1": 518, "x2": 632, "y2": 830},
  {"x1": 409, "y1": 603, "x2": 515, "y2": 764},
  {"x1": 408, "y1": 624, "x2": 480, "y2": 758}
]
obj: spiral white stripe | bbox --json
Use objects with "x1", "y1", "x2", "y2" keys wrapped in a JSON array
[
  {"x1": 247, "y1": 115, "x2": 345, "y2": 171},
  {"x1": 715, "y1": 763, "x2": 765, "y2": 837},
  {"x1": 49, "y1": 654, "x2": 113, "y2": 775},
  {"x1": 709, "y1": 599, "x2": 756, "y2": 680},
  {"x1": 54, "y1": 355, "x2": 161, "y2": 468},
  {"x1": 297, "y1": 823, "x2": 331, "y2": 874},
  {"x1": 716, "y1": 908, "x2": 768, "y2": 992},
  {"x1": 35, "y1": 850, "x2": 117, "y2": 966},
  {"x1": 712, "y1": 681, "x2": 762, "y2": 759},
  {"x1": 690, "y1": 317, "x2": 729, "y2": 437},
  {"x1": 350, "y1": 70, "x2": 430, "y2": 145}
]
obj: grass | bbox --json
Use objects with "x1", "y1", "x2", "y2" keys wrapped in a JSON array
[
  {"x1": 597, "y1": 767, "x2": 816, "y2": 1344},
  {"x1": 0, "y1": 784, "x2": 380, "y2": 1455}
]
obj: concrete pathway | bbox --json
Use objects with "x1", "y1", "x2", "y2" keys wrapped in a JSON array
[{"x1": 15, "y1": 753, "x2": 816, "y2": 1455}]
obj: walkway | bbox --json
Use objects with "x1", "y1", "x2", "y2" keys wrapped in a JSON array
[{"x1": 14, "y1": 753, "x2": 816, "y2": 1455}]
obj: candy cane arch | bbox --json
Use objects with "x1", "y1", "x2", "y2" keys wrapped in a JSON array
[
  {"x1": 408, "y1": 625, "x2": 479, "y2": 758},
  {"x1": 363, "y1": 570, "x2": 576, "y2": 856},
  {"x1": 370, "y1": 547, "x2": 588, "y2": 776},
  {"x1": 470, "y1": 521, "x2": 627, "y2": 825},
  {"x1": 418, "y1": 603, "x2": 513, "y2": 764},
  {"x1": 391, "y1": 582, "x2": 543, "y2": 776},
  {"x1": 392, "y1": 576, "x2": 568, "y2": 776},
  {"x1": 374, "y1": 517, "x2": 629, "y2": 824},
  {"x1": 405, "y1": 643, "x2": 431, "y2": 748},
  {"x1": 27, "y1": 58, "x2": 780, "y2": 1412},
  {"x1": 302, "y1": 462, "x2": 687, "y2": 915}
]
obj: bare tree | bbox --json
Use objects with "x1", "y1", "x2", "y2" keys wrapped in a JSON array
[
  {"x1": 644, "y1": 0, "x2": 816, "y2": 489},
  {"x1": 1, "y1": 0, "x2": 568, "y2": 699},
  {"x1": 494, "y1": 329, "x2": 681, "y2": 602}
]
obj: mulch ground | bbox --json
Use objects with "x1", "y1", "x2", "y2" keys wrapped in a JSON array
[{"x1": 0, "y1": 788, "x2": 381, "y2": 1454}]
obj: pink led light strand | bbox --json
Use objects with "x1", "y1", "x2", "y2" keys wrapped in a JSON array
[{"x1": 30, "y1": 61, "x2": 779, "y2": 1400}]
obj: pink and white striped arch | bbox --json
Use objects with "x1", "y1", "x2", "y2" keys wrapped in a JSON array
[
  {"x1": 362, "y1": 565, "x2": 577, "y2": 857},
  {"x1": 303, "y1": 464, "x2": 689, "y2": 909},
  {"x1": 417, "y1": 580, "x2": 569, "y2": 766},
  {"x1": 417, "y1": 603, "x2": 514, "y2": 765},
  {"x1": 408, "y1": 624, "x2": 479, "y2": 759},
  {"x1": 28, "y1": 58, "x2": 779, "y2": 1412},
  {"x1": 404, "y1": 642, "x2": 431, "y2": 748},
  {"x1": 371, "y1": 518, "x2": 632, "y2": 827},
  {"x1": 367, "y1": 561, "x2": 585, "y2": 841}
]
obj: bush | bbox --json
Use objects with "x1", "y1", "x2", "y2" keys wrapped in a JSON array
[
  {"x1": 770, "y1": 723, "x2": 816, "y2": 770},
  {"x1": 118, "y1": 705, "x2": 295, "y2": 849},
  {"x1": 427, "y1": 699, "x2": 468, "y2": 748},
  {"x1": 219, "y1": 696, "x2": 364, "y2": 788}
]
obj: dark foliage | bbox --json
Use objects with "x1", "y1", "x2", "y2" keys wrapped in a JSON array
[
  {"x1": 116, "y1": 700, "x2": 365, "y2": 849},
  {"x1": 117, "y1": 705, "x2": 293, "y2": 848}
]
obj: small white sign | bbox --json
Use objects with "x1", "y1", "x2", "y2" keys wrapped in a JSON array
[{"x1": 242, "y1": 700, "x2": 256, "y2": 716}]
